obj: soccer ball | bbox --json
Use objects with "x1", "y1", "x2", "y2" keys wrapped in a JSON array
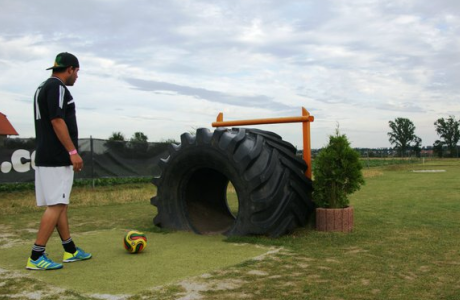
[{"x1": 123, "y1": 230, "x2": 147, "y2": 254}]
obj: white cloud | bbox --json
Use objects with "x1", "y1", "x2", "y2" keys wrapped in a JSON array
[{"x1": 0, "y1": 0, "x2": 459, "y2": 149}]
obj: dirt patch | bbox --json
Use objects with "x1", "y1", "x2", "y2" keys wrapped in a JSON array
[
  {"x1": 252, "y1": 247, "x2": 282, "y2": 261},
  {"x1": 345, "y1": 247, "x2": 369, "y2": 255},
  {"x1": 0, "y1": 226, "x2": 23, "y2": 249},
  {"x1": 363, "y1": 169, "x2": 384, "y2": 178},
  {"x1": 176, "y1": 281, "x2": 208, "y2": 300},
  {"x1": 89, "y1": 294, "x2": 130, "y2": 300},
  {"x1": 212, "y1": 279, "x2": 244, "y2": 290},
  {"x1": 0, "y1": 268, "x2": 68, "y2": 299},
  {"x1": 399, "y1": 271, "x2": 417, "y2": 281},
  {"x1": 247, "y1": 270, "x2": 269, "y2": 276},
  {"x1": 361, "y1": 279, "x2": 370, "y2": 285},
  {"x1": 298, "y1": 263, "x2": 310, "y2": 269},
  {"x1": 419, "y1": 266, "x2": 430, "y2": 272},
  {"x1": 177, "y1": 278, "x2": 244, "y2": 300}
]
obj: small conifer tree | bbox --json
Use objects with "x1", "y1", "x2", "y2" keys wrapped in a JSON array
[{"x1": 313, "y1": 128, "x2": 365, "y2": 208}]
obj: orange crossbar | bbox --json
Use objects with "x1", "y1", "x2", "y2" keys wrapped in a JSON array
[{"x1": 212, "y1": 107, "x2": 314, "y2": 179}]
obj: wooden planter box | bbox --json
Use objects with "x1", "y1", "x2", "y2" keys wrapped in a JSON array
[{"x1": 316, "y1": 207, "x2": 354, "y2": 232}]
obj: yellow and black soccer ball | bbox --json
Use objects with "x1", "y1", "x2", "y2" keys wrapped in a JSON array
[{"x1": 123, "y1": 230, "x2": 147, "y2": 254}]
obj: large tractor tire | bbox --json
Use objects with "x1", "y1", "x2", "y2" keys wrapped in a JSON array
[{"x1": 151, "y1": 127, "x2": 315, "y2": 237}]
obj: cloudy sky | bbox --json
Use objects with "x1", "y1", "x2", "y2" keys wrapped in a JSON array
[{"x1": 1, "y1": 0, "x2": 459, "y2": 149}]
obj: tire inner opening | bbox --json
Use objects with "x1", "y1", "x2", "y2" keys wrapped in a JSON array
[{"x1": 185, "y1": 168, "x2": 239, "y2": 235}]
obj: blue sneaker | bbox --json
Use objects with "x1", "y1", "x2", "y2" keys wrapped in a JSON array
[
  {"x1": 26, "y1": 254, "x2": 63, "y2": 270},
  {"x1": 63, "y1": 247, "x2": 92, "y2": 263}
]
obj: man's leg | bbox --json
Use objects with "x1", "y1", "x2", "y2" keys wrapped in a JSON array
[
  {"x1": 56, "y1": 205, "x2": 77, "y2": 254},
  {"x1": 26, "y1": 204, "x2": 66, "y2": 270},
  {"x1": 56, "y1": 205, "x2": 70, "y2": 240},
  {"x1": 57, "y1": 204, "x2": 92, "y2": 263},
  {"x1": 35, "y1": 204, "x2": 67, "y2": 246}
]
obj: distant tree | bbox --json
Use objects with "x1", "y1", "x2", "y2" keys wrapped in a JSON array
[
  {"x1": 433, "y1": 140, "x2": 444, "y2": 158},
  {"x1": 412, "y1": 136, "x2": 422, "y2": 158},
  {"x1": 108, "y1": 132, "x2": 125, "y2": 141},
  {"x1": 105, "y1": 132, "x2": 126, "y2": 154},
  {"x1": 387, "y1": 118, "x2": 422, "y2": 157},
  {"x1": 130, "y1": 132, "x2": 148, "y2": 143},
  {"x1": 160, "y1": 138, "x2": 179, "y2": 144},
  {"x1": 4, "y1": 137, "x2": 36, "y2": 150},
  {"x1": 434, "y1": 116, "x2": 460, "y2": 158},
  {"x1": 129, "y1": 132, "x2": 149, "y2": 154}
]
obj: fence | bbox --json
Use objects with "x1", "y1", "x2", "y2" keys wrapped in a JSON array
[{"x1": 0, "y1": 138, "x2": 170, "y2": 184}]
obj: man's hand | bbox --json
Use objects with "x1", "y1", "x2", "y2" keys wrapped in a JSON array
[
  {"x1": 51, "y1": 118, "x2": 83, "y2": 172},
  {"x1": 70, "y1": 153, "x2": 84, "y2": 172}
]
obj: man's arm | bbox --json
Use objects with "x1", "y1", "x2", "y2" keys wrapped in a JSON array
[{"x1": 51, "y1": 118, "x2": 83, "y2": 172}]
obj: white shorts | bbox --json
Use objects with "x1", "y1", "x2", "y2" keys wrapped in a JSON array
[{"x1": 35, "y1": 166, "x2": 74, "y2": 207}]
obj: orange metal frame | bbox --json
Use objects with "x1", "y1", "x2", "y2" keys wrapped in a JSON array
[{"x1": 211, "y1": 107, "x2": 314, "y2": 179}]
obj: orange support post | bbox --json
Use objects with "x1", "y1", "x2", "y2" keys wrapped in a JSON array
[{"x1": 211, "y1": 107, "x2": 314, "y2": 179}]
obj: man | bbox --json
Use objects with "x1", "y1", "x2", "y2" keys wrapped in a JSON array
[{"x1": 27, "y1": 52, "x2": 92, "y2": 270}]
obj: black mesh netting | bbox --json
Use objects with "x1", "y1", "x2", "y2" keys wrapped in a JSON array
[{"x1": 0, "y1": 138, "x2": 170, "y2": 183}]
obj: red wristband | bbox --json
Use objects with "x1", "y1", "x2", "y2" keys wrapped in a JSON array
[{"x1": 69, "y1": 149, "x2": 78, "y2": 155}]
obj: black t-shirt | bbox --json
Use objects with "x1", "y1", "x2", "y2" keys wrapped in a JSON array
[{"x1": 34, "y1": 77, "x2": 78, "y2": 166}]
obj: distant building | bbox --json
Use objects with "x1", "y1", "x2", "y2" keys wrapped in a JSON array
[
  {"x1": 420, "y1": 149, "x2": 434, "y2": 157},
  {"x1": 0, "y1": 112, "x2": 19, "y2": 146}
]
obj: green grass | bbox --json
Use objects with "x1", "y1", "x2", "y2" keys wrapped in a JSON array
[
  {"x1": 0, "y1": 158, "x2": 459, "y2": 299},
  {"x1": 359, "y1": 157, "x2": 420, "y2": 168}
]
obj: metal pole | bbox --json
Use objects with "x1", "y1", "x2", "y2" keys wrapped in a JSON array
[
  {"x1": 301, "y1": 107, "x2": 313, "y2": 179},
  {"x1": 212, "y1": 107, "x2": 314, "y2": 179}
]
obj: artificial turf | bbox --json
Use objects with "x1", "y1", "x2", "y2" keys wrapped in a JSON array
[{"x1": 0, "y1": 229, "x2": 268, "y2": 295}]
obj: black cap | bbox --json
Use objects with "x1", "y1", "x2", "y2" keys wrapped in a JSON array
[{"x1": 46, "y1": 52, "x2": 79, "y2": 70}]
